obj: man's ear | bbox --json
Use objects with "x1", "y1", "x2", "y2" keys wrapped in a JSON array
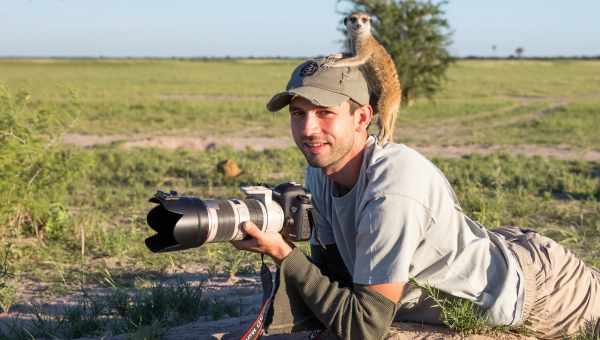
[{"x1": 354, "y1": 104, "x2": 373, "y2": 132}]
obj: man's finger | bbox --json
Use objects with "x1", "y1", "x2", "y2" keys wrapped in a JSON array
[
  {"x1": 242, "y1": 221, "x2": 262, "y2": 238},
  {"x1": 230, "y1": 239, "x2": 259, "y2": 252}
]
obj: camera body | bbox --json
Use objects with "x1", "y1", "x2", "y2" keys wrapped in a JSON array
[{"x1": 145, "y1": 182, "x2": 314, "y2": 253}]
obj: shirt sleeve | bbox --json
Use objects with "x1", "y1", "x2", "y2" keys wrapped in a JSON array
[
  {"x1": 353, "y1": 194, "x2": 429, "y2": 285},
  {"x1": 280, "y1": 248, "x2": 399, "y2": 340}
]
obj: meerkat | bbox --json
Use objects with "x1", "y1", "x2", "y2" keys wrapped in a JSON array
[{"x1": 329, "y1": 11, "x2": 402, "y2": 145}]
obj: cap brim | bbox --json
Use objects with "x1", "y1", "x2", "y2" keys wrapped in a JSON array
[{"x1": 266, "y1": 86, "x2": 350, "y2": 112}]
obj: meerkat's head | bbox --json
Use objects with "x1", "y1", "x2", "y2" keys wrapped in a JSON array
[{"x1": 344, "y1": 12, "x2": 372, "y2": 37}]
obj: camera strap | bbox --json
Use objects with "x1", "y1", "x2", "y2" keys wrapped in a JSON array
[{"x1": 239, "y1": 254, "x2": 276, "y2": 340}]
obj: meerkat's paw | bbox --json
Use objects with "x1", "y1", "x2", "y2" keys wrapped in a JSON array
[
  {"x1": 325, "y1": 53, "x2": 344, "y2": 60},
  {"x1": 323, "y1": 53, "x2": 344, "y2": 66}
]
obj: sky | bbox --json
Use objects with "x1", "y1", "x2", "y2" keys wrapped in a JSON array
[{"x1": 1, "y1": 0, "x2": 599, "y2": 58}]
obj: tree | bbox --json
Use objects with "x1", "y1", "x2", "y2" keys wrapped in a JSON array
[
  {"x1": 515, "y1": 47, "x2": 524, "y2": 58},
  {"x1": 339, "y1": 0, "x2": 453, "y2": 106}
]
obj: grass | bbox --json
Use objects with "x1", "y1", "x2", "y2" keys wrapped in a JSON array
[
  {"x1": 0, "y1": 278, "x2": 247, "y2": 339},
  {"x1": 0, "y1": 246, "x2": 15, "y2": 314},
  {"x1": 3, "y1": 145, "x2": 309, "y2": 303},
  {"x1": 1, "y1": 59, "x2": 599, "y2": 338},
  {"x1": 5, "y1": 147, "x2": 599, "y2": 294},
  {"x1": 1, "y1": 59, "x2": 600, "y2": 147},
  {"x1": 0, "y1": 59, "x2": 296, "y2": 135},
  {"x1": 571, "y1": 324, "x2": 600, "y2": 340},
  {"x1": 409, "y1": 278, "x2": 491, "y2": 336}
]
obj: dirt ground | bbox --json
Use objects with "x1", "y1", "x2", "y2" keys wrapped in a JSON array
[
  {"x1": 1, "y1": 267, "x2": 537, "y2": 340},
  {"x1": 62, "y1": 133, "x2": 600, "y2": 161},
  {"x1": 81, "y1": 317, "x2": 534, "y2": 340},
  {"x1": 68, "y1": 306, "x2": 535, "y2": 340}
]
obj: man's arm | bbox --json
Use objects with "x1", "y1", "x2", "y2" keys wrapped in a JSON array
[
  {"x1": 282, "y1": 247, "x2": 404, "y2": 339},
  {"x1": 232, "y1": 222, "x2": 404, "y2": 340},
  {"x1": 310, "y1": 243, "x2": 353, "y2": 288},
  {"x1": 311, "y1": 243, "x2": 404, "y2": 301}
]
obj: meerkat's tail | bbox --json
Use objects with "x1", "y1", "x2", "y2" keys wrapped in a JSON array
[{"x1": 376, "y1": 89, "x2": 401, "y2": 145}]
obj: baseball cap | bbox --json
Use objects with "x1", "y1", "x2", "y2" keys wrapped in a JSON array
[{"x1": 266, "y1": 57, "x2": 370, "y2": 112}]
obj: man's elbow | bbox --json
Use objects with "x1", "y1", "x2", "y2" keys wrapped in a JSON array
[{"x1": 366, "y1": 282, "x2": 405, "y2": 303}]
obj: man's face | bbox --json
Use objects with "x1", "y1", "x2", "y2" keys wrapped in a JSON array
[{"x1": 289, "y1": 97, "x2": 358, "y2": 172}]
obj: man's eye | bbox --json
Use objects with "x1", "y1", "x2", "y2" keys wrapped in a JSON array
[
  {"x1": 290, "y1": 110, "x2": 304, "y2": 117},
  {"x1": 317, "y1": 110, "x2": 335, "y2": 117}
]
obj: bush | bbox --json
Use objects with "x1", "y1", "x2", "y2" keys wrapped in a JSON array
[
  {"x1": 340, "y1": 0, "x2": 454, "y2": 105},
  {"x1": 0, "y1": 85, "x2": 92, "y2": 239}
]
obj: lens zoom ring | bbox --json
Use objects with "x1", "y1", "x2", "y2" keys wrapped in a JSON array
[
  {"x1": 244, "y1": 199, "x2": 265, "y2": 230},
  {"x1": 214, "y1": 201, "x2": 236, "y2": 242}
]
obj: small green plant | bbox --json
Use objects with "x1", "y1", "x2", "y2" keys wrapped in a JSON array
[
  {"x1": 0, "y1": 245, "x2": 15, "y2": 314},
  {"x1": 108, "y1": 280, "x2": 206, "y2": 333},
  {"x1": 410, "y1": 278, "x2": 490, "y2": 335},
  {"x1": 126, "y1": 319, "x2": 166, "y2": 340},
  {"x1": 0, "y1": 279, "x2": 208, "y2": 339},
  {"x1": 0, "y1": 85, "x2": 91, "y2": 240},
  {"x1": 570, "y1": 318, "x2": 600, "y2": 340},
  {"x1": 60, "y1": 290, "x2": 108, "y2": 338}
]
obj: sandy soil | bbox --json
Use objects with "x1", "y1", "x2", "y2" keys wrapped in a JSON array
[
  {"x1": 62, "y1": 133, "x2": 600, "y2": 161},
  {"x1": 62, "y1": 133, "x2": 292, "y2": 151},
  {"x1": 70, "y1": 310, "x2": 535, "y2": 340},
  {"x1": 110, "y1": 318, "x2": 534, "y2": 340},
  {"x1": 2, "y1": 272, "x2": 536, "y2": 340}
]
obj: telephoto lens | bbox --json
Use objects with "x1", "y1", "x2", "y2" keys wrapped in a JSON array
[{"x1": 145, "y1": 186, "x2": 285, "y2": 253}]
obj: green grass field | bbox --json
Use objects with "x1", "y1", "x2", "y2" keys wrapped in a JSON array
[
  {"x1": 1, "y1": 59, "x2": 599, "y2": 339},
  {"x1": 1, "y1": 58, "x2": 599, "y2": 145}
]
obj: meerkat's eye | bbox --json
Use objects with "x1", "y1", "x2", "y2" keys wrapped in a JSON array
[
  {"x1": 350, "y1": 17, "x2": 358, "y2": 23},
  {"x1": 361, "y1": 17, "x2": 369, "y2": 24}
]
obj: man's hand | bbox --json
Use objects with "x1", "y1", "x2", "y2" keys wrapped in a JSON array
[{"x1": 230, "y1": 221, "x2": 293, "y2": 265}]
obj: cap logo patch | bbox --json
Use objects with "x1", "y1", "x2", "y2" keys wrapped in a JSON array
[{"x1": 300, "y1": 61, "x2": 319, "y2": 77}]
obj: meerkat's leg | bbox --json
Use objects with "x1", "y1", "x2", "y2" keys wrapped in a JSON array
[
  {"x1": 376, "y1": 89, "x2": 401, "y2": 145},
  {"x1": 324, "y1": 53, "x2": 345, "y2": 66},
  {"x1": 329, "y1": 52, "x2": 371, "y2": 68},
  {"x1": 328, "y1": 53, "x2": 344, "y2": 59}
]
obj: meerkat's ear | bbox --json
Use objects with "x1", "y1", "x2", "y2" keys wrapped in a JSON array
[{"x1": 343, "y1": 16, "x2": 348, "y2": 25}]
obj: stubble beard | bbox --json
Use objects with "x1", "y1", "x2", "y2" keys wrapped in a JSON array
[{"x1": 299, "y1": 135, "x2": 355, "y2": 170}]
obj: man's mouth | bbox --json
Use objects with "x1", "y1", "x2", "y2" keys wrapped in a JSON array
[{"x1": 303, "y1": 141, "x2": 329, "y2": 154}]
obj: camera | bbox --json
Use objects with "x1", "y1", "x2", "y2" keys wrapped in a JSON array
[{"x1": 145, "y1": 182, "x2": 314, "y2": 253}]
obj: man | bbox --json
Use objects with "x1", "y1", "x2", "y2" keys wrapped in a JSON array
[{"x1": 232, "y1": 58, "x2": 600, "y2": 339}]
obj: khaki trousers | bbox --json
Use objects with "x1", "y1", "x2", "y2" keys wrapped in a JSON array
[{"x1": 494, "y1": 227, "x2": 600, "y2": 339}]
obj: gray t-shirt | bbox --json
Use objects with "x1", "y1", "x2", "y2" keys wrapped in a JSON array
[{"x1": 305, "y1": 136, "x2": 524, "y2": 326}]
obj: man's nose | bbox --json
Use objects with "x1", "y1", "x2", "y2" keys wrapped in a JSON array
[{"x1": 301, "y1": 111, "x2": 320, "y2": 135}]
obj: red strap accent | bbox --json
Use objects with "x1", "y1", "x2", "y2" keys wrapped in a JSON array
[
  {"x1": 240, "y1": 256, "x2": 275, "y2": 340},
  {"x1": 239, "y1": 294, "x2": 272, "y2": 340}
]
